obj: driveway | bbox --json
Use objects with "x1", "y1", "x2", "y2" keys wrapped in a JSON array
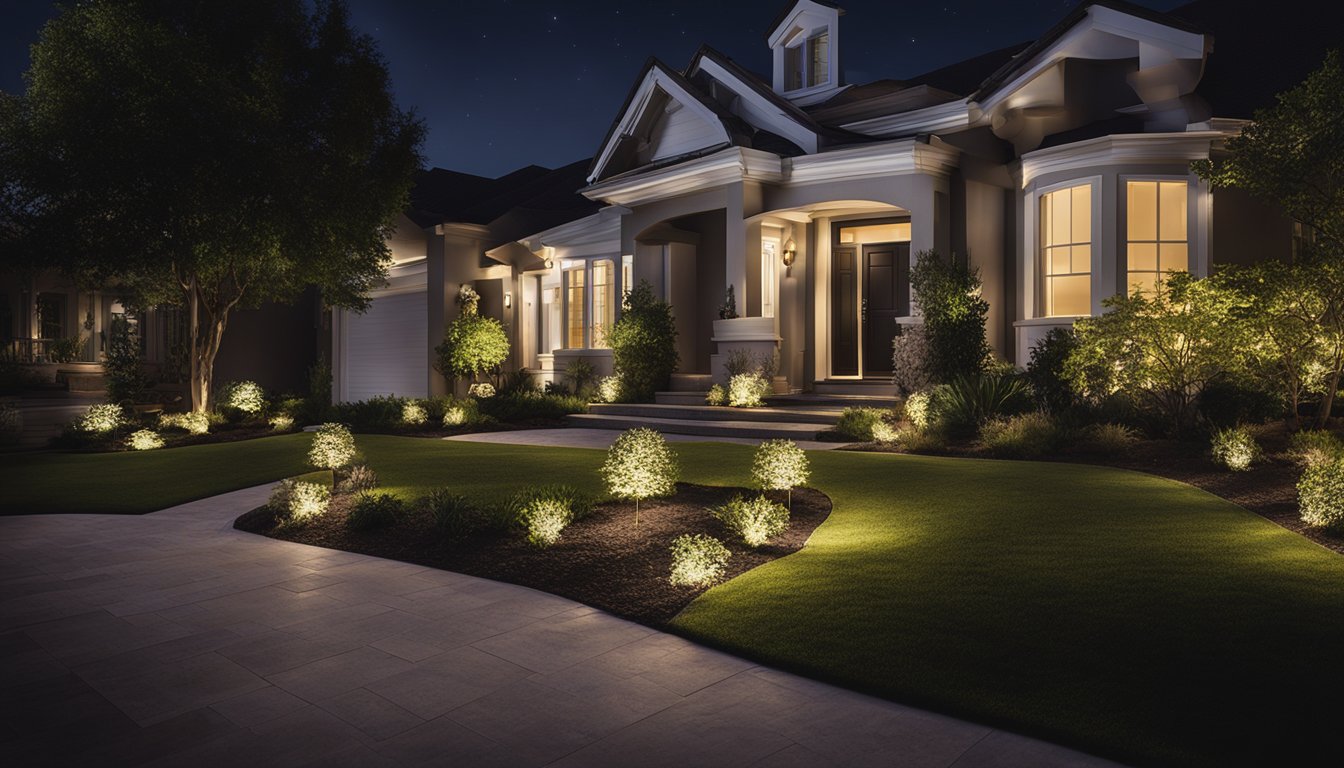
[{"x1": 0, "y1": 486, "x2": 1118, "y2": 767}]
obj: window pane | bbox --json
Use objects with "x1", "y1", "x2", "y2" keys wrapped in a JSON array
[
  {"x1": 1127, "y1": 181, "x2": 1157, "y2": 241},
  {"x1": 1159, "y1": 182, "x2": 1187, "y2": 241},
  {"x1": 808, "y1": 32, "x2": 829, "y2": 87},
  {"x1": 591, "y1": 260, "x2": 614, "y2": 348},
  {"x1": 1050, "y1": 188, "x2": 1071, "y2": 246},
  {"x1": 1128, "y1": 242, "x2": 1158, "y2": 272},
  {"x1": 1049, "y1": 275, "x2": 1090, "y2": 316},
  {"x1": 1071, "y1": 185, "x2": 1092, "y2": 243},
  {"x1": 1128, "y1": 273, "x2": 1157, "y2": 297},
  {"x1": 565, "y1": 269, "x2": 584, "y2": 348},
  {"x1": 1048, "y1": 246, "x2": 1070, "y2": 276},
  {"x1": 1071, "y1": 245, "x2": 1090, "y2": 273},
  {"x1": 784, "y1": 45, "x2": 802, "y2": 90},
  {"x1": 1160, "y1": 243, "x2": 1188, "y2": 273}
]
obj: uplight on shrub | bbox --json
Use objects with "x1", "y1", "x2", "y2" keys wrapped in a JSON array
[
  {"x1": 468, "y1": 382, "x2": 495, "y2": 399},
  {"x1": 401, "y1": 400, "x2": 428, "y2": 425},
  {"x1": 980, "y1": 412, "x2": 1062, "y2": 458},
  {"x1": 158, "y1": 411, "x2": 210, "y2": 435},
  {"x1": 340, "y1": 464, "x2": 378, "y2": 494},
  {"x1": 669, "y1": 534, "x2": 731, "y2": 587},
  {"x1": 871, "y1": 420, "x2": 899, "y2": 444},
  {"x1": 600, "y1": 427, "x2": 678, "y2": 526},
  {"x1": 835, "y1": 407, "x2": 890, "y2": 442},
  {"x1": 704, "y1": 384, "x2": 727, "y2": 406},
  {"x1": 727, "y1": 373, "x2": 769, "y2": 407},
  {"x1": 126, "y1": 429, "x2": 164, "y2": 450},
  {"x1": 77, "y1": 403, "x2": 125, "y2": 434},
  {"x1": 1299, "y1": 458, "x2": 1344, "y2": 531},
  {"x1": 713, "y1": 494, "x2": 789, "y2": 547},
  {"x1": 269, "y1": 413, "x2": 295, "y2": 431},
  {"x1": 596, "y1": 375, "x2": 622, "y2": 404},
  {"x1": 904, "y1": 392, "x2": 933, "y2": 430},
  {"x1": 308, "y1": 423, "x2": 356, "y2": 469},
  {"x1": 270, "y1": 479, "x2": 330, "y2": 524},
  {"x1": 751, "y1": 439, "x2": 809, "y2": 509},
  {"x1": 1211, "y1": 426, "x2": 1261, "y2": 472},
  {"x1": 221, "y1": 380, "x2": 266, "y2": 414},
  {"x1": 519, "y1": 497, "x2": 573, "y2": 548},
  {"x1": 1288, "y1": 430, "x2": 1344, "y2": 467}
]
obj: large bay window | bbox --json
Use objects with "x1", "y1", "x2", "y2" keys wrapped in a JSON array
[
  {"x1": 1040, "y1": 183, "x2": 1093, "y2": 317},
  {"x1": 562, "y1": 257, "x2": 618, "y2": 349},
  {"x1": 1126, "y1": 180, "x2": 1188, "y2": 296}
]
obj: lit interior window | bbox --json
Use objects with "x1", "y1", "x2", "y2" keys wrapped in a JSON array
[
  {"x1": 591, "y1": 259, "x2": 615, "y2": 348},
  {"x1": 564, "y1": 267, "x2": 585, "y2": 348},
  {"x1": 1126, "y1": 181, "x2": 1188, "y2": 296},
  {"x1": 1040, "y1": 184, "x2": 1092, "y2": 317}
]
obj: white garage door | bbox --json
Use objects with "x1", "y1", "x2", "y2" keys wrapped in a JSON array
[{"x1": 342, "y1": 290, "x2": 428, "y2": 401}]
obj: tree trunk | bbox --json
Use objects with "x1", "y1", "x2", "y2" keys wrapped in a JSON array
[
  {"x1": 1316, "y1": 367, "x2": 1342, "y2": 429},
  {"x1": 186, "y1": 279, "x2": 232, "y2": 415}
]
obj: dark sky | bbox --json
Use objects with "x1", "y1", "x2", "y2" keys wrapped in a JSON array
[{"x1": 2, "y1": 0, "x2": 1185, "y2": 177}]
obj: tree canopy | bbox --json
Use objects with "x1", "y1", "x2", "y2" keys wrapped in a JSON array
[{"x1": 1, "y1": 0, "x2": 424, "y2": 411}]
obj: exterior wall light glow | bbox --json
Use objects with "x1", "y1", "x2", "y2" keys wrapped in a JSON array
[
  {"x1": 504, "y1": 291, "x2": 512, "y2": 309},
  {"x1": 782, "y1": 237, "x2": 797, "y2": 275}
]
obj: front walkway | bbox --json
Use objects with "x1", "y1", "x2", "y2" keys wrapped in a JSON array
[
  {"x1": 445, "y1": 427, "x2": 847, "y2": 451},
  {"x1": 0, "y1": 487, "x2": 1118, "y2": 767}
]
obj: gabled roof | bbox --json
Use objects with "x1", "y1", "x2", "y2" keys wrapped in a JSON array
[{"x1": 764, "y1": 0, "x2": 843, "y2": 43}]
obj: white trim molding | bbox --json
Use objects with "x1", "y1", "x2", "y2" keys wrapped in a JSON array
[
  {"x1": 839, "y1": 99, "x2": 970, "y2": 139},
  {"x1": 1019, "y1": 132, "x2": 1224, "y2": 187},
  {"x1": 582, "y1": 147, "x2": 784, "y2": 207},
  {"x1": 786, "y1": 137, "x2": 961, "y2": 186}
]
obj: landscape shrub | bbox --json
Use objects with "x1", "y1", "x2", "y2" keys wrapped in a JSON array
[
  {"x1": 434, "y1": 296, "x2": 510, "y2": 386},
  {"x1": 330, "y1": 395, "x2": 406, "y2": 430},
  {"x1": 308, "y1": 423, "x2": 356, "y2": 469},
  {"x1": 713, "y1": 494, "x2": 790, "y2": 547},
  {"x1": 126, "y1": 429, "x2": 164, "y2": 451},
  {"x1": 890, "y1": 324, "x2": 933, "y2": 396},
  {"x1": 871, "y1": 420, "x2": 899, "y2": 444},
  {"x1": 1210, "y1": 426, "x2": 1262, "y2": 471},
  {"x1": 0, "y1": 403, "x2": 19, "y2": 444},
  {"x1": 441, "y1": 397, "x2": 480, "y2": 426},
  {"x1": 751, "y1": 439, "x2": 809, "y2": 509},
  {"x1": 669, "y1": 534, "x2": 731, "y2": 587},
  {"x1": 47, "y1": 335, "x2": 84, "y2": 364},
  {"x1": 1288, "y1": 430, "x2": 1344, "y2": 466},
  {"x1": 564, "y1": 358, "x2": 597, "y2": 399},
  {"x1": 596, "y1": 375, "x2": 623, "y2": 404},
  {"x1": 517, "y1": 497, "x2": 573, "y2": 548},
  {"x1": 980, "y1": 412, "x2": 1063, "y2": 458},
  {"x1": 723, "y1": 348, "x2": 776, "y2": 407},
  {"x1": 477, "y1": 390, "x2": 585, "y2": 422},
  {"x1": 600, "y1": 427, "x2": 678, "y2": 524},
  {"x1": 401, "y1": 400, "x2": 428, "y2": 426},
  {"x1": 897, "y1": 428, "x2": 947, "y2": 453},
  {"x1": 727, "y1": 373, "x2": 770, "y2": 407},
  {"x1": 270, "y1": 479, "x2": 330, "y2": 524},
  {"x1": 339, "y1": 464, "x2": 378, "y2": 494},
  {"x1": 608, "y1": 280, "x2": 678, "y2": 402},
  {"x1": 346, "y1": 491, "x2": 404, "y2": 531},
  {"x1": 1197, "y1": 377, "x2": 1282, "y2": 430},
  {"x1": 835, "y1": 407, "x2": 891, "y2": 442},
  {"x1": 496, "y1": 369, "x2": 537, "y2": 397},
  {"x1": 1076, "y1": 423, "x2": 1140, "y2": 454},
  {"x1": 219, "y1": 380, "x2": 266, "y2": 415},
  {"x1": 103, "y1": 322, "x2": 145, "y2": 405},
  {"x1": 704, "y1": 384, "x2": 727, "y2": 406},
  {"x1": 909, "y1": 252, "x2": 990, "y2": 381},
  {"x1": 468, "y1": 382, "x2": 496, "y2": 399},
  {"x1": 269, "y1": 413, "x2": 295, "y2": 431},
  {"x1": 77, "y1": 403, "x2": 125, "y2": 434},
  {"x1": 1025, "y1": 328, "x2": 1080, "y2": 413},
  {"x1": 904, "y1": 392, "x2": 933, "y2": 430},
  {"x1": 930, "y1": 373, "x2": 1031, "y2": 433},
  {"x1": 158, "y1": 410, "x2": 210, "y2": 435},
  {"x1": 422, "y1": 490, "x2": 483, "y2": 539},
  {"x1": 1298, "y1": 458, "x2": 1344, "y2": 531}
]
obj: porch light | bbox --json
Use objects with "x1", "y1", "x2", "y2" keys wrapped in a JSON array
[
  {"x1": 504, "y1": 291, "x2": 512, "y2": 309},
  {"x1": 782, "y1": 237, "x2": 797, "y2": 276}
]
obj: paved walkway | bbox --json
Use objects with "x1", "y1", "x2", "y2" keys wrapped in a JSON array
[
  {"x1": 0, "y1": 487, "x2": 1119, "y2": 767},
  {"x1": 445, "y1": 427, "x2": 848, "y2": 451}
]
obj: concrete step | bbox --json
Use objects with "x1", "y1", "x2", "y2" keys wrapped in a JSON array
[
  {"x1": 567, "y1": 413, "x2": 827, "y2": 440},
  {"x1": 668, "y1": 373, "x2": 713, "y2": 392},
  {"x1": 589, "y1": 402, "x2": 841, "y2": 425},
  {"x1": 655, "y1": 391, "x2": 711, "y2": 405},
  {"x1": 769, "y1": 392, "x2": 902, "y2": 409},
  {"x1": 812, "y1": 380, "x2": 897, "y2": 397}
]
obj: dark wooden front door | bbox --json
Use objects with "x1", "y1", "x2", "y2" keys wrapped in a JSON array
[
  {"x1": 831, "y1": 246, "x2": 858, "y2": 376},
  {"x1": 861, "y1": 243, "x2": 908, "y2": 375}
]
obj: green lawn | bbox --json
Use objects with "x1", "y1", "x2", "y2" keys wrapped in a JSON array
[{"x1": 5, "y1": 434, "x2": 1344, "y2": 765}]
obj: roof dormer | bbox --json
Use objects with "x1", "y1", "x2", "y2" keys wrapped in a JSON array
[{"x1": 767, "y1": 0, "x2": 843, "y2": 106}]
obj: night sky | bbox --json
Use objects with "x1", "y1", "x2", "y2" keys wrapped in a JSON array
[{"x1": 2, "y1": 0, "x2": 1185, "y2": 177}]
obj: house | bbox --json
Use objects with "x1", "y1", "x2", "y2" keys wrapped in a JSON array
[{"x1": 334, "y1": 0, "x2": 1331, "y2": 403}]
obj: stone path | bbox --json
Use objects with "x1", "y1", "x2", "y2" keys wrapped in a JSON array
[
  {"x1": 445, "y1": 427, "x2": 847, "y2": 451},
  {"x1": 0, "y1": 486, "x2": 1119, "y2": 767}
]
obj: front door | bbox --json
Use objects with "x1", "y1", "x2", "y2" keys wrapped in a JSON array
[
  {"x1": 831, "y1": 246, "x2": 858, "y2": 376},
  {"x1": 861, "y1": 243, "x2": 908, "y2": 376}
]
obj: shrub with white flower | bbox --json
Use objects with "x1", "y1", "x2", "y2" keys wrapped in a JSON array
[
  {"x1": 159, "y1": 411, "x2": 210, "y2": 435},
  {"x1": 126, "y1": 429, "x2": 164, "y2": 451},
  {"x1": 600, "y1": 427, "x2": 679, "y2": 526},
  {"x1": 904, "y1": 392, "x2": 933, "y2": 431},
  {"x1": 269, "y1": 413, "x2": 295, "y2": 431},
  {"x1": 443, "y1": 404, "x2": 468, "y2": 426},
  {"x1": 519, "y1": 497, "x2": 573, "y2": 548},
  {"x1": 751, "y1": 439, "x2": 809, "y2": 510},
  {"x1": 287, "y1": 481, "x2": 331, "y2": 523},
  {"x1": 727, "y1": 373, "x2": 769, "y2": 408},
  {"x1": 1211, "y1": 426, "x2": 1261, "y2": 472},
  {"x1": 468, "y1": 382, "x2": 495, "y2": 399},
  {"x1": 871, "y1": 420, "x2": 899, "y2": 444},
  {"x1": 77, "y1": 403, "x2": 126, "y2": 434},
  {"x1": 669, "y1": 534, "x2": 731, "y2": 587},
  {"x1": 713, "y1": 494, "x2": 790, "y2": 547},
  {"x1": 704, "y1": 384, "x2": 727, "y2": 406},
  {"x1": 308, "y1": 423, "x2": 357, "y2": 470},
  {"x1": 220, "y1": 380, "x2": 266, "y2": 414},
  {"x1": 596, "y1": 375, "x2": 622, "y2": 404},
  {"x1": 401, "y1": 400, "x2": 428, "y2": 425}
]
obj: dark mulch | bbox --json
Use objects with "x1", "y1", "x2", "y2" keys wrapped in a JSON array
[{"x1": 236, "y1": 483, "x2": 832, "y2": 625}]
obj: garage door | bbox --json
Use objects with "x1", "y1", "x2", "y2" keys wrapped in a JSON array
[{"x1": 341, "y1": 290, "x2": 428, "y2": 401}]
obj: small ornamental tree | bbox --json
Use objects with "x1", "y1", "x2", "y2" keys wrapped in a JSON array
[
  {"x1": 608, "y1": 280, "x2": 678, "y2": 402},
  {"x1": 600, "y1": 427, "x2": 678, "y2": 527},
  {"x1": 752, "y1": 439, "x2": 810, "y2": 510},
  {"x1": 909, "y1": 252, "x2": 990, "y2": 382},
  {"x1": 435, "y1": 291, "x2": 509, "y2": 387},
  {"x1": 308, "y1": 423, "x2": 356, "y2": 470}
]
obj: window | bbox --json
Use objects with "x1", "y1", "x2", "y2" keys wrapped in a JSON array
[
  {"x1": 807, "y1": 32, "x2": 829, "y2": 88},
  {"x1": 591, "y1": 259, "x2": 615, "y2": 348},
  {"x1": 1040, "y1": 184, "x2": 1092, "y2": 316},
  {"x1": 761, "y1": 239, "x2": 779, "y2": 319},
  {"x1": 784, "y1": 45, "x2": 803, "y2": 91},
  {"x1": 564, "y1": 267, "x2": 585, "y2": 348},
  {"x1": 784, "y1": 29, "x2": 828, "y2": 91},
  {"x1": 37, "y1": 293, "x2": 66, "y2": 340},
  {"x1": 1126, "y1": 181, "x2": 1188, "y2": 296}
]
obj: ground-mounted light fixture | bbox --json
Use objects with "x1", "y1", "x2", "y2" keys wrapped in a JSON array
[{"x1": 782, "y1": 237, "x2": 797, "y2": 276}]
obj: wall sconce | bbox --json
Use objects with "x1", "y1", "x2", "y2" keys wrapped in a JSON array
[
  {"x1": 782, "y1": 237, "x2": 797, "y2": 276},
  {"x1": 504, "y1": 291, "x2": 513, "y2": 309}
]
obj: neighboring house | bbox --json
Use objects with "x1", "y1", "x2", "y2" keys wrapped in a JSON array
[{"x1": 336, "y1": 0, "x2": 1333, "y2": 402}]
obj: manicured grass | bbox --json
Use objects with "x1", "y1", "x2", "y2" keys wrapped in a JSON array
[{"x1": 6, "y1": 435, "x2": 1344, "y2": 764}]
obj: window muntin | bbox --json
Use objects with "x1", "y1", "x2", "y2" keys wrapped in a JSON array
[
  {"x1": 564, "y1": 267, "x2": 585, "y2": 348},
  {"x1": 1126, "y1": 181, "x2": 1188, "y2": 296},
  {"x1": 591, "y1": 259, "x2": 615, "y2": 348},
  {"x1": 1040, "y1": 184, "x2": 1093, "y2": 317}
]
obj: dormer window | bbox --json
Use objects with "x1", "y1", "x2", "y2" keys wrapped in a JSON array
[{"x1": 784, "y1": 30, "x2": 829, "y2": 91}]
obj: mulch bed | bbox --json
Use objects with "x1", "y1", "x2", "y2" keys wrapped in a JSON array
[{"x1": 236, "y1": 483, "x2": 832, "y2": 624}]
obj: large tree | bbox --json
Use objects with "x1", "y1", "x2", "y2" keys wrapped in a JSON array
[{"x1": 0, "y1": 0, "x2": 423, "y2": 412}]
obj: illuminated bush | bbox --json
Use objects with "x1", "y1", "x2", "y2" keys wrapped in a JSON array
[
  {"x1": 727, "y1": 373, "x2": 769, "y2": 408},
  {"x1": 126, "y1": 429, "x2": 164, "y2": 451},
  {"x1": 835, "y1": 407, "x2": 891, "y2": 442},
  {"x1": 669, "y1": 534, "x2": 731, "y2": 587},
  {"x1": 346, "y1": 491, "x2": 404, "y2": 531},
  {"x1": 1289, "y1": 430, "x2": 1344, "y2": 467},
  {"x1": 434, "y1": 310, "x2": 509, "y2": 383},
  {"x1": 600, "y1": 427, "x2": 678, "y2": 525},
  {"x1": 1211, "y1": 426, "x2": 1262, "y2": 472},
  {"x1": 308, "y1": 423, "x2": 357, "y2": 469},
  {"x1": 705, "y1": 384, "x2": 727, "y2": 406},
  {"x1": 270, "y1": 479, "x2": 330, "y2": 524},
  {"x1": 1299, "y1": 458, "x2": 1344, "y2": 531},
  {"x1": 890, "y1": 324, "x2": 933, "y2": 396},
  {"x1": 158, "y1": 411, "x2": 210, "y2": 435},
  {"x1": 77, "y1": 403, "x2": 126, "y2": 434},
  {"x1": 269, "y1": 413, "x2": 295, "y2": 432},
  {"x1": 713, "y1": 494, "x2": 789, "y2": 547},
  {"x1": 468, "y1": 382, "x2": 495, "y2": 399},
  {"x1": 904, "y1": 392, "x2": 933, "y2": 430},
  {"x1": 220, "y1": 380, "x2": 266, "y2": 414},
  {"x1": 871, "y1": 420, "x2": 899, "y2": 444},
  {"x1": 1077, "y1": 423, "x2": 1139, "y2": 454},
  {"x1": 441, "y1": 397, "x2": 480, "y2": 426},
  {"x1": 596, "y1": 375, "x2": 623, "y2": 404},
  {"x1": 980, "y1": 412, "x2": 1063, "y2": 458},
  {"x1": 751, "y1": 439, "x2": 809, "y2": 509},
  {"x1": 401, "y1": 400, "x2": 428, "y2": 425},
  {"x1": 518, "y1": 497, "x2": 573, "y2": 548},
  {"x1": 339, "y1": 464, "x2": 378, "y2": 494}
]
